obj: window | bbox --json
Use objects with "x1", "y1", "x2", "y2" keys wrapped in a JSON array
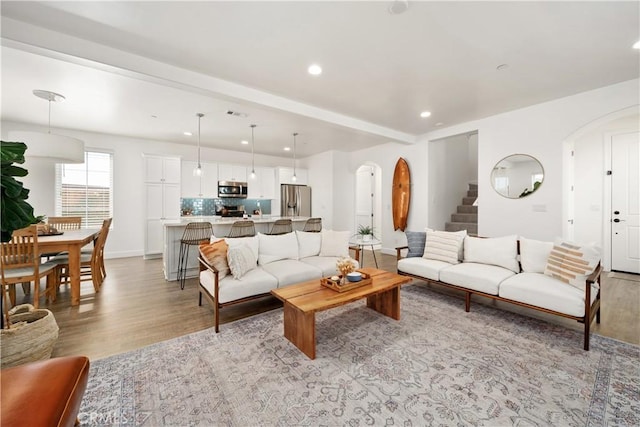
[{"x1": 55, "y1": 151, "x2": 113, "y2": 228}]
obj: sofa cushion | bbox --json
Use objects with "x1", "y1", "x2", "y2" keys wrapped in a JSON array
[
  {"x1": 544, "y1": 240, "x2": 600, "y2": 290},
  {"x1": 257, "y1": 232, "x2": 299, "y2": 265},
  {"x1": 499, "y1": 272, "x2": 598, "y2": 317},
  {"x1": 200, "y1": 267, "x2": 278, "y2": 304},
  {"x1": 300, "y1": 256, "x2": 359, "y2": 277},
  {"x1": 398, "y1": 257, "x2": 451, "y2": 281},
  {"x1": 262, "y1": 259, "x2": 323, "y2": 287},
  {"x1": 439, "y1": 262, "x2": 515, "y2": 295},
  {"x1": 227, "y1": 244, "x2": 257, "y2": 280},
  {"x1": 405, "y1": 231, "x2": 426, "y2": 258},
  {"x1": 199, "y1": 240, "x2": 230, "y2": 280},
  {"x1": 319, "y1": 230, "x2": 351, "y2": 257},
  {"x1": 464, "y1": 235, "x2": 520, "y2": 273},
  {"x1": 296, "y1": 230, "x2": 322, "y2": 258},
  {"x1": 519, "y1": 237, "x2": 553, "y2": 273},
  {"x1": 423, "y1": 229, "x2": 466, "y2": 264},
  {"x1": 212, "y1": 235, "x2": 260, "y2": 261}
]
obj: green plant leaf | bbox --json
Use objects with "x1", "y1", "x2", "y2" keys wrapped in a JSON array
[{"x1": 1, "y1": 141, "x2": 36, "y2": 242}]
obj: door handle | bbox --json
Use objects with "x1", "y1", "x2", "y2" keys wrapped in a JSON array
[
  {"x1": 613, "y1": 218, "x2": 626, "y2": 223},
  {"x1": 613, "y1": 210, "x2": 620, "y2": 215}
]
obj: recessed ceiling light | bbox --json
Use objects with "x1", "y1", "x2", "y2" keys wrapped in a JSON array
[
  {"x1": 183, "y1": 131, "x2": 192, "y2": 136},
  {"x1": 420, "y1": 111, "x2": 431, "y2": 118},
  {"x1": 284, "y1": 147, "x2": 291, "y2": 151},
  {"x1": 435, "y1": 122, "x2": 444, "y2": 127},
  {"x1": 241, "y1": 140, "x2": 249, "y2": 145},
  {"x1": 308, "y1": 64, "x2": 322, "y2": 76},
  {"x1": 388, "y1": 0, "x2": 409, "y2": 15},
  {"x1": 634, "y1": 40, "x2": 640, "y2": 49},
  {"x1": 151, "y1": 115, "x2": 158, "y2": 119},
  {"x1": 496, "y1": 63, "x2": 509, "y2": 71}
]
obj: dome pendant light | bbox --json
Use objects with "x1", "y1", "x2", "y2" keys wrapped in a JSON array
[
  {"x1": 250, "y1": 124, "x2": 256, "y2": 179},
  {"x1": 292, "y1": 132, "x2": 298, "y2": 182},
  {"x1": 9, "y1": 90, "x2": 85, "y2": 163},
  {"x1": 193, "y1": 113, "x2": 204, "y2": 177}
]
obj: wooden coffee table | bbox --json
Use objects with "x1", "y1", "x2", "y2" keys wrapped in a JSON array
[{"x1": 271, "y1": 268, "x2": 411, "y2": 359}]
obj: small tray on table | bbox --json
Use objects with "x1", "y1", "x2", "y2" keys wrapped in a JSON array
[{"x1": 320, "y1": 271, "x2": 372, "y2": 292}]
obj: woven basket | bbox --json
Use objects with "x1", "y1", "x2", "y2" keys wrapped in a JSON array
[{"x1": 1, "y1": 304, "x2": 59, "y2": 369}]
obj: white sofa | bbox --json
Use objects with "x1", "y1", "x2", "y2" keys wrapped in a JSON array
[
  {"x1": 198, "y1": 230, "x2": 359, "y2": 332},
  {"x1": 397, "y1": 232, "x2": 602, "y2": 350}
]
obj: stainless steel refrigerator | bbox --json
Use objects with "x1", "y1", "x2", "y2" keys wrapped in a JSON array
[{"x1": 280, "y1": 184, "x2": 312, "y2": 217}]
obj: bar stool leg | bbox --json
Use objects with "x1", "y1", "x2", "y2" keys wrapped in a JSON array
[{"x1": 177, "y1": 241, "x2": 187, "y2": 289}]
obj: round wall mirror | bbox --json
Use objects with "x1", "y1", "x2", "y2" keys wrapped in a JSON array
[{"x1": 491, "y1": 154, "x2": 544, "y2": 198}]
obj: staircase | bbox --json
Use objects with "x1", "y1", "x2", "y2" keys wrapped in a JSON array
[{"x1": 445, "y1": 183, "x2": 478, "y2": 235}]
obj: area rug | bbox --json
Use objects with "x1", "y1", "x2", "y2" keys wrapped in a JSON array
[{"x1": 80, "y1": 284, "x2": 639, "y2": 426}]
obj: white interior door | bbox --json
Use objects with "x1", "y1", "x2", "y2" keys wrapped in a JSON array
[
  {"x1": 611, "y1": 131, "x2": 640, "y2": 274},
  {"x1": 355, "y1": 166, "x2": 373, "y2": 233}
]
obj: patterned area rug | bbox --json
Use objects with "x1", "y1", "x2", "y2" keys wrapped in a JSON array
[{"x1": 80, "y1": 285, "x2": 639, "y2": 426}]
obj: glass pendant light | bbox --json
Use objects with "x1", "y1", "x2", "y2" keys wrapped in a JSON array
[
  {"x1": 292, "y1": 132, "x2": 298, "y2": 182},
  {"x1": 193, "y1": 113, "x2": 204, "y2": 176},
  {"x1": 250, "y1": 124, "x2": 256, "y2": 179}
]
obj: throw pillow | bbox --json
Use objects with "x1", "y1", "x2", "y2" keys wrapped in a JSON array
[
  {"x1": 319, "y1": 230, "x2": 350, "y2": 258},
  {"x1": 544, "y1": 239, "x2": 600, "y2": 290},
  {"x1": 519, "y1": 237, "x2": 554, "y2": 273},
  {"x1": 224, "y1": 235, "x2": 259, "y2": 261},
  {"x1": 227, "y1": 243, "x2": 257, "y2": 280},
  {"x1": 296, "y1": 230, "x2": 322, "y2": 258},
  {"x1": 464, "y1": 235, "x2": 520, "y2": 273},
  {"x1": 199, "y1": 240, "x2": 230, "y2": 280},
  {"x1": 423, "y1": 229, "x2": 466, "y2": 264},
  {"x1": 405, "y1": 231, "x2": 426, "y2": 258},
  {"x1": 257, "y1": 232, "x2": 299, "y2": 265}
]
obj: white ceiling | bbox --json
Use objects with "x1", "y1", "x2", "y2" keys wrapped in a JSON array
[{"x1": 1, "y1": 1, "x2": 639, "y2": 158}]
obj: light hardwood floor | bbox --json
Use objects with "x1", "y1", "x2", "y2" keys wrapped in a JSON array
[{"x1": 10, "y1": 251, "x2": 640, "y2": 360}]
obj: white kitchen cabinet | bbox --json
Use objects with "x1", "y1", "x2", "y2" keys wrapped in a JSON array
[
  {"x1": 247, "y1": 167, "x2": 276, "y2": 199},
  {"x1": 144, "y1": 155, "x2": 180, "y2": 183},
  {"x1": 181, "y1": 161, "x2": 218, "y2": 197},
  {"x1": 144, "y1": 155, "x2": 181, "y2": 258},
  {"x1": 278, "y1": 167, "x2": 308, "y2": 185},
  {"x1": 218, "y1": 164, "x2": 247, "y2": 182}
]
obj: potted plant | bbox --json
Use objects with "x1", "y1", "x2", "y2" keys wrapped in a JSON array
[
  {"x1": 357, "y1": 224, "x2": 375, "y2": 242},
  {"x1": 1, "y1": 141, "x2": 38, "y2": 242}
]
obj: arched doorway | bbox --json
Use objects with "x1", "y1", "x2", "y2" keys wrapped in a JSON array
[
  {"x1": 355, "y1": 162, "x2": 382, "y2": 243},
  {"x1": 563, "y1": 106, "x2": 639, "y2": 272}
]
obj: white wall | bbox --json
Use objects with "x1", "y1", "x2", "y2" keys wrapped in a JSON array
[
  {"x1": 309, "y1": 141, "x2": 428, "y2": 255},
  {"x1": 428, "y1": 133, "x2": 475, "y2": 230},
  {"x1": 304, "y1": 151, "x2": 335, "y2": 230},
  {"x1": 2, "y1": 120, "x2": 295, "y2": 259},
  {"x1": 422, "y1": 78, "x2": 639, "y2": 241}
]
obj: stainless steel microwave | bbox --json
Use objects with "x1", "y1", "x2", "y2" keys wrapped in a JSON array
[{"x1": 218, "y1": 181, "x2": 248, "y2": 198}]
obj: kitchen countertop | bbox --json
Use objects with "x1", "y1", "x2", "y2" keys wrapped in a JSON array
[{"x1": 163, "y1": 216, "x2": 311, "y2": 226}]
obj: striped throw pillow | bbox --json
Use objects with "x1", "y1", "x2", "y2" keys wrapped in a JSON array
[
  {"x1": 423, "y1": 230, "x2": 466, "y2": 264},
  {"x1": 544, "y1": 240, "x2": 600, "y2": 289},
  {"x1": 199, "y1": 240, "x2": 230, "y2": 280}
]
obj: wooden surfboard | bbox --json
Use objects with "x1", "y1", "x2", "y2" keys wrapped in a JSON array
[{"x1": 392, "y1": 158, "x2": 411, "y2": 231}]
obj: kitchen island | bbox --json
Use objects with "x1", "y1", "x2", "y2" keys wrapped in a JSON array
[{"x1": 162, "y1": 216, "x2": 311, "y2": 281}]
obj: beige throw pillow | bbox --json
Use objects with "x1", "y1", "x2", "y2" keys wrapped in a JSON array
[
  {"x1": 544, "y1": 240, "x2": 600, "y2": 290},
  {"x1": 199, "y1": 240, "x2": 230, "y2": 280},
  {"x1": 423, "y1": 229, "x2": 466, "y2": 264},
  {"x1": 227, "y1": 243, "x2": 257, "y2": 280}
]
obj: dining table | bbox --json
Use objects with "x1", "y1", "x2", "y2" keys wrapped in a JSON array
[{"x1": 38, "y1": 228, "x2": 100, "y2": 306}]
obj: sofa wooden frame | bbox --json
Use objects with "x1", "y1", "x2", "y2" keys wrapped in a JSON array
[
  {"x1": 198, "y1": 246, "x2": 361, "y2": 333},
  {"x1": 395, "y1": 245, "x2": 602, "y2": 350}
]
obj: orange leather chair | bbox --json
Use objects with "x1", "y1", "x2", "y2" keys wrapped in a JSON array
[{"x1": 1, "y1": 356, "x2": 90, "y2": 427}]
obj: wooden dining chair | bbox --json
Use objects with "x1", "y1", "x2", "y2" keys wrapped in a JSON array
[
  {"x1": 47, "y1": 216, "x2": 82, "y2": 231},
  {"x1": 267, "y1": 219, "x2": 292, "y2": 235},
  {"x1": 303, "y1": 217, "x2": 322, "y2": 232},
  {"x1": 0, "y1": 225, "x2": 57, "y2": 326},
  {"x1": 226, "y1": 221, "x2": 255, "y2": 238},
  {"x1": 49, "y1": 218, "x2": 112, "y2": 299}
]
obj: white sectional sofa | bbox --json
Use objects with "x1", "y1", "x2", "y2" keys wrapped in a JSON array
[
  {"x1": 397, "y1": 232, "x2": 602, "y2": 350},
  {"x1": 198, "y1": 230, "x2": 359, "y2": 332}
]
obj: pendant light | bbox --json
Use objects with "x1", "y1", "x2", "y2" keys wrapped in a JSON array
[
  {"x1": 249, "y1": 124, "x2": 256, "y2": 179},
  {"x1": 193, "y1": 113, "x2": 204, "y2": 176},
  {"x1": 292, "y1": 132, "x2": 298, "y2": 182},
  {"x1": 9, "y1": 89, "x2": 85, "y2": 163}
]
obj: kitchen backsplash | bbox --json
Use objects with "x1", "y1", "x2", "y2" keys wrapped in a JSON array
[{"x1": 181, "y1": 198, "x2": 271, "y2": 216}]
